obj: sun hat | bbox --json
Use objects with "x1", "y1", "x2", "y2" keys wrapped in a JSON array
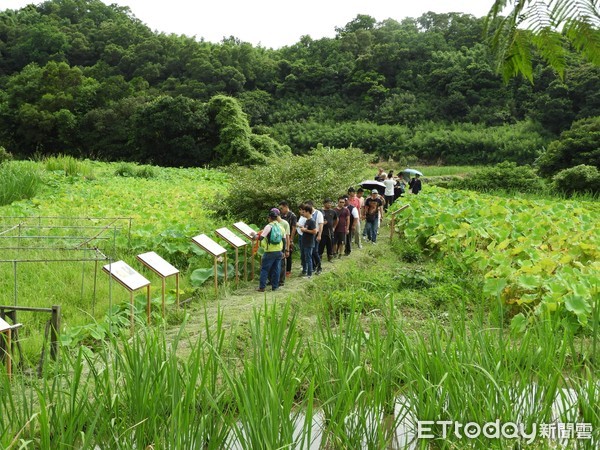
[{"x1": 371, "y1": 189, "x2": 379, "y2": 194}]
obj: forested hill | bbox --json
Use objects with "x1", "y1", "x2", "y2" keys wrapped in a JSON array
[{"x1": 1, "y1": 0, "x2": 599, "y2": 166}]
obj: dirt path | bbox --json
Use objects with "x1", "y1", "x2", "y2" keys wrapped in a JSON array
[{"x1": 169, "y1": 220, "x2": 397, "y2": 346}]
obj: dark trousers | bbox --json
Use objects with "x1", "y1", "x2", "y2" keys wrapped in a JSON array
[
  {"x1": 384, "y1": 195, "x2": 394, "y2": 212},
  {"x1": 319, "y1": 232, "x2": 334, "y2": 259},
  {"x1": 312, "y1": 240, "x2": 321, "y2": 272},
  {"x1": 345, "y1": 232, "x2": 352, "y2": 255}
]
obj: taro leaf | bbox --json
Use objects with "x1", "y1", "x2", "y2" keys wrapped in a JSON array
[
  {"x1": 517, "y1": 274, "x2": 540, "y2": 291},
  {"x1": 564, "y1": 294, "x2": 592, "y2": 325},
  {"x1": 191, "y1": 263, "x2": 237, "y2": 287},
  {"x1": 510, "y1": 313, "x2": 528, "y2": 334},
  {"x1": 483, "y1": 277, "x2": 507, "y2": 298}
]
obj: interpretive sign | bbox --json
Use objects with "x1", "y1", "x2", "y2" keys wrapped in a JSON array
[
  {"x1": 136, "y1": 251, "x2": 179, "y2": 278},
  {"x1": 233, "y1": 222, "x2": 257, "y2": 239},
  {"x1": 136, "y1": 251, "x2": 180, "y2": 312},
  {"x1": 216, "y1": 228, "x2": 247, "y2": 248},
  {"x1": 191, "y1": 234, "x2": 226, "y2": 257},
  {"x1": 102, "y1": 260, "x2": 150, "y2": 291},
  {"x1": 102, "y1": 260, "x2": 151, "y2": 332}
]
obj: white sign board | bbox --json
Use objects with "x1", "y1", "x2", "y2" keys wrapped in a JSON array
[
  {"x1": 233, "y1": 222, "x2": 257, "y2": 240},
  {"x1": 103, "y1": 260, "x2": 151, "y2": 292},
  {"x1": 0, "y1": 317, "x2": 13, "y2": 332},
  {"x1": 192, "y1": 234, "x2": 227, "y2": 257},
  {"x1": 216, "y1": 228, "x2": 247, "y2": 248},
  {"x1": 136, "y1": 251, "x2": 179, "y2": 278}
]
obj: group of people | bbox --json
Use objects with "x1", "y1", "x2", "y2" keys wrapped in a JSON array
[
  {"x1": 251, "y1": 169, "x2": 423, "y2": 292},
  {"x1": 374, "y1": 168, "x2": 422, "y2": 210}
]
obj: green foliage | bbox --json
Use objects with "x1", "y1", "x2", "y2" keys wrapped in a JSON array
[
  {"x1": 486, "y1": 0, "x2": 600, "y2": 82},
  {"x1": 326, "y1": 289, "x2": 381, "y2": 317},
  {"x1": 0, "y1": 160, "x2": 43, "y2": 205},
  {"x1": 208, "y1": 95, "x2": 264, "y2": 165},
  {"x1": 221, "y1": 146, "x2": 373, "y2": 223},
  {"x1": 537, "y1": 116, "x2": 600, "y2": 177},
  {"x1": 396, "y1": 187, "x2": 600, "y2": 327},
  {"x1": 452, "y1": 161, "x2": 546, "y2": 193},
  {"x1": 44, "y1": 154, "x2": 95, "y2": 178},
  {"x1": 114, "y1": 162, "x2": 157, "y2": 178},
  {"x1": 0, "y1": 146, "x2": 13, "y2": 163},
  {"x1": 552, "y1": 164, "x2": 600, "y2": 196}
]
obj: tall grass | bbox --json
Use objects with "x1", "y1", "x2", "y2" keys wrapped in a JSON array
[
  {"x1": 0, "y1": 161, "x2": 43, "y2": 206},
  {"x1": 44, "y1": 154, "x2": 95, "y2": 179},
  {"x1": 0, "y1": 299, "x2": 597, "y2": 449}
]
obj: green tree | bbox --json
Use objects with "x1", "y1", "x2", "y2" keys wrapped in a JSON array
[{"x1": 537, "y1": 116, "x2": 600, "y2": 176}]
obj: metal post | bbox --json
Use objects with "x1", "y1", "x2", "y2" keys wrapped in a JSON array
[
  {"x1": 214, "y1": 257, "x2": 218, "y2": 297},
  {"x1": 50, "y1": 305, "x2": 60, "y2": 361},
  {"x1": 175, "y1": 274, "x2": 180, "y2": 308},
  {"x1": 6, "y1": 329, "x2": 11, "y2": 379},
  {"x1": 146, "y1": 285, "x2": 151, "y2": 325}
]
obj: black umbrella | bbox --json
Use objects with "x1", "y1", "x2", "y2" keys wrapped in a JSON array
[{"x1": 359, "y1": 180, "x2": 386, "y2": 194}]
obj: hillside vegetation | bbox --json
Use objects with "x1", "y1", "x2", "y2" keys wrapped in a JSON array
[{"x1": 1, "y1": 0, "x2": 599, "y2": 168}]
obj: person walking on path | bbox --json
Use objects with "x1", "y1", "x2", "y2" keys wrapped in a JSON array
[
  {"x1": 333, "y1": 197, "x2": 350, "y2": 258},
  {"x1": 319, "y1": 198, "x2": 337, "y2": 263},
  {"x1": 307, "y1": 201, "x2": 324, "y2": 274},
  {"x1": 270, "y1": 208, "x2": 290, "y2": 288},
  {"x1": 362, "y1": 189, "x2": 384, "y2": 243},
  {"x1": 409, "y1": 173, "x2": 423, "y2": 194},
  {"x1": 347, "y1": 187, "x2": 362, "y2": 249},
  {"x1": 383, "y1": 173, "x2": 396, "y2": 212},
  {"x1": 252, "y1": 210, "x2": 284, "y2": 292},
  {"x1": 343, "y1": 195, "x2": 359, "y2": 256},
  {"x1": 298, "y1": 204, "x2": 318, "y2": 278},
  {"x1": 279, "y1": 201, "x2": 297, "y2": 278}
]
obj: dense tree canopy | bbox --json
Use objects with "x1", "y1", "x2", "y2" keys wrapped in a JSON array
[{"x1": 0, "y1": 0, "x2": 599, "y2": 166}]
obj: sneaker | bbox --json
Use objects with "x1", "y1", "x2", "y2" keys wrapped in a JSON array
[
  {"x1": 280, "y1": 283, "x2": 285, "y2": 287},
  {"x1": 327, "y1": 256, "x2": 333, "y2": 262},
  {"x1": 307, "y1": 275, "x2": 312, "y2": 279},
  {"x1": 256, "y1": 288, "x2": 265, "y2": 292},
  {"x1": 272, "y1": 287, "x2": 279, "y2": 291},
  {"x1": 316, "y1": 269, "x2": 322, "y2": 275}
]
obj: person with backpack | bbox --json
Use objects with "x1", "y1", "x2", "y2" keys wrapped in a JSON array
[
  {"x1": 270, "y1": 208, "x2": 290, "y2": 288},
  {"x1": 252, "y1": 209, "x2": 284, "y2": 292}
]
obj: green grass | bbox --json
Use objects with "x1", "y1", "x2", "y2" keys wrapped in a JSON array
[{"x1": 0, "y1": 161, "x2": 43, "y2": 206}]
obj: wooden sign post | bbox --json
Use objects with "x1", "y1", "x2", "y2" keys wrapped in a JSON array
[
  {"x1": 0, "y1": 317, "x2": 23, "y2": 379},
  {"x1": 136, "y1": 252, "x2": 180, "y2": 315},
  {"x1": 103, "y1": 261, "x2": 151, "y2": 335},
  {"x1": 390, "y1": 204, "x2": 410, "y2": 240},
  {"x1": 191, "y1": 234, "x2": 227, "y2": 297},
  {"x1": 215, "y1": 228, "x2": 247, "y2": 288},
  {"x1": 233, "y1": 222, "x2": 258, "y2": 281}
]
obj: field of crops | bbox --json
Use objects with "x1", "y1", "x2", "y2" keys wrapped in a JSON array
[{"x1": 394, "y1": 187, "x2": 600, "y2": 328}]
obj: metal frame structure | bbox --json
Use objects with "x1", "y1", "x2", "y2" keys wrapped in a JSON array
[{"x1": 0, "y1": 216, "x2": 132, "y2": 366}]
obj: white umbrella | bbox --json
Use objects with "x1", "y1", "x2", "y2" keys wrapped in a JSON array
[{"x1": 402, "y1": 168, "x2": 423, "y2": 176}]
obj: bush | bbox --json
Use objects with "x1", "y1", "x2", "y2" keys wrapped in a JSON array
[
  {"x1": 0, "y1": 161, "x2": 43, "y2": 205},
  {"x1": 114, "y1": 162, "x2": 157, "y2": 178},
  {"x1": 221, "y1": 145, "x2": 373, "y2": 224},
  {"x1": 44, "y1": 155, "x2": 95, "y2": 179},
  {"x1": 0, "y1": 146, "x2": 13, "y2": 164},
  {"x1": 536, "y1": 116, "x2": 600, "y2": 177},
  {"x1": 451, "y1": 161, "x2": 546, "y2": 193},
  {"x1": 551, "y1": 164, "x2": 600, "y2": 196}
]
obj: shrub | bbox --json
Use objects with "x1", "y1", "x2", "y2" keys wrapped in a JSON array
[
  {"x1": 44, "y1": 154, "x2": 95, "y2": 178},
  {"x1": 114, "y1": 162, "x2": 157, "y2": 178},
  {"x1": 221, "y1": 145, "x2": 373, "y2": 224},
  {"x1": 537, "y1": 116, "x2": 600, "y2": 177},
  {"x1": 0, "y1": 146, "x2": 13, "y2": 164},
  {"x1": 551, "y1": 164, "x2": 600, "y2": 196},
  {"x1": 451, "y1": 161, "x2": 546, "y2": 193},
  {"x1": 0, "y1": 161, "x2": 43, "y2": 205}
]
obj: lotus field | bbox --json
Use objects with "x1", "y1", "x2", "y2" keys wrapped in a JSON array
[{"x1": 395, "y1": 187, "x2": 600, "y2": 328}]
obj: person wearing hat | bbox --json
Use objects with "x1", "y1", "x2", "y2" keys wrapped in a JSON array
[
  {"x1": 251, "y1": 209, "x2": 284, "y2": 292},
  {"x1": 362, "y1": 189, "x2": 383, "y2": 243}
]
